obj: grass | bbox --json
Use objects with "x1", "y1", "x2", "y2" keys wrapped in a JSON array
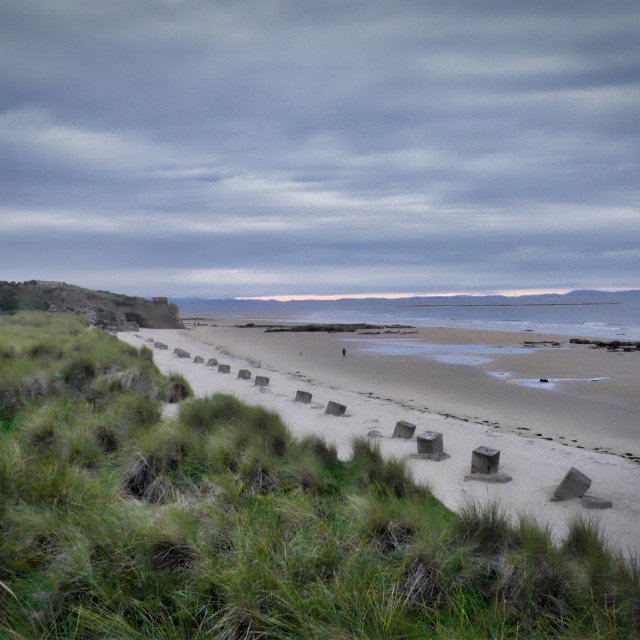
[{"x1": 0, "y1": 312, "x2": 639, "y2": 638}]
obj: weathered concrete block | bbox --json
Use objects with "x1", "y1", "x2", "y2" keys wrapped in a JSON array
[
  {"x1": 582, "y1": 495, "x2": 612, "y2": 510},
  {"x1": 325, "y1": 401, "x2": 346, "y2": 416},
  {"x1": 194, "y1": 356, "x2": 204, "y2": 364},
  {"x1": 238, "y1": 369, "x2": 252, "y2": 380},
  {"x1": 417, "y1": 431, "x2": 443, "y2": 455},
  {"x1": 254, "y1": 376, "x2": 270, "y2": 387},
  {"x1": 174, "y1": 348, "x2": 190, "y2": 358},
  {"x1": 218, "y1": 364, "x2": 231, "y2": 374},
  {"x1": 206, "y1": 358, "x2": 218, "y2": 367},
  {"x1": 295, "y1": 390, "x2": 313, "y2": 404},
  {"x1": 154, "y1": 341, "x2": 168, "y2": 350},
  {"x1": 367, "y1": 429, "x2": 383, "y2": 438},
  {"x1": 392, "y1": 420, "x2": 416, "y2": 439},
  {"x1": 471, "y1": 446, "x2": 500, "y2": 474},
  {"x1": 553, "y1": 467, "x2": 592, "y2": 501}
]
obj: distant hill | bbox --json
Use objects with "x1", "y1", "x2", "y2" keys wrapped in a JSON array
[{"x1": 0, "y1": 280, "x2": 182, "y2": 331}]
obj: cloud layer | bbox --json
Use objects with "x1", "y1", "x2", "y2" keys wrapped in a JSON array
[{"x1": 1, "y1": 0, "x2": 639, "y2": 297}]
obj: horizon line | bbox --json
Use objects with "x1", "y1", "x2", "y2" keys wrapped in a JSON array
[{"x1": 232, "y1": 287, "x2": 634, "y2": 303}]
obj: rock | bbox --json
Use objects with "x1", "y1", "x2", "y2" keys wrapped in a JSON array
[
  {"x1": 254, "y1": 376, "x2": 270, "y2": 387},
  {"x1": 218, "y1": 364, "x2": 231, "y2": 373},
  {"x1": 206, "y1": 358, "x2": 219, "y2": 366},
  {"x1": 154, "y1": 342, "x2": 168, "y2": 350},
  {"x1": 174, "y1": 348, "x2": 190, "y2": 358},
  {"x1": 325, "y1": 401, "x2": 346, "y2": 416},
  {"x1": 145, "y1": 338, "x2": 155, "y2": 343},
  {"x1": 238, "y1": 369, "x2": 252, "y2": 380},
  {"x1": 471, "y1": 446, "x2": 500, "y2": 474},
  {"x1": 552, "y1": 466, "x2": 592, "y2": 501},
  {"x1": 295, "y1": 390, "x2": 312, "y2": 404},
  {"x1": 367, "y1": 429, "x2": 383, "y2": 438},
  {"x1": 392, "y1": 420, "x2": 416, "y2": 439},
  {"x1": 582, "y1": 495, "x2": 613, "y2": 510},
  {"x1": 539, "y1": 378, "x2": 550, "y2": 383},
  {"x1": 194, "y1": 356, "x2": 204, "y2": 363},
  {"x1": 416, "y1": 431, "x2": 443, "y2": 455}
]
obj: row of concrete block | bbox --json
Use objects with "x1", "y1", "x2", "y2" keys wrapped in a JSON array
[
  {"x1": 150, "y1": 338, "x2": 610, "y2": 508},
  {"x1": 167, "y1": 345, "x2": 271, "y2": 386},
  {"x1": 390, "y1": 419, "x2": 611, "y2": 505},
  {"x1": 393, "y1": 420, "x2": 506, "y2": 477},
  {"x1": 294, "y1": 390, "x2": 347, "y2": 415},
  {"x1": 169, "y1": 345, "x2": 346, "y2": 414}
]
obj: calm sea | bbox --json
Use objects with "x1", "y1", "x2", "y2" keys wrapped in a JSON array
[{"x1": 176, "y1": 292, "x2": 640, "y2": 341}]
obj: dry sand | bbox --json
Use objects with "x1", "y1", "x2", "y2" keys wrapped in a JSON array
[{"x1": 119, "y1": 321, "x2": 640, "y2": 555}]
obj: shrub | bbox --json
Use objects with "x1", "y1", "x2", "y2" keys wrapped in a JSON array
[
  {"x1": 163, "y1": 373, "x2": 192, "y2": 403},
  {"x1": 60, "y1": 356, "x2": 96, "y2": 392}
]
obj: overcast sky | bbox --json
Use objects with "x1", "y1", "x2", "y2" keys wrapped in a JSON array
[{"x1": 1, "y1": 0, "x2": 639, "y2": 298}]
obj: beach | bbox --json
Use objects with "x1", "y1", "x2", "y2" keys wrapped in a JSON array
[{"x1": 119, "y1": 319, "x2": 640, "y2": 555}]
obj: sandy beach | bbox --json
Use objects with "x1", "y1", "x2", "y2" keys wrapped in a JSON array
[{"x1": 119, "y1": 320, "x2": 640, "y2": 555}]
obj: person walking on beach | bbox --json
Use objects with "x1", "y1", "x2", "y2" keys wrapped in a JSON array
[{"x1": 342, "y1": 347, "x2": 346, "y2": 357}]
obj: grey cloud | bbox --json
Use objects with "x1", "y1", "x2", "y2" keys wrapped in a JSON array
[{"x1": 1, "y1": 0, "x2": 639, "y2": 297}]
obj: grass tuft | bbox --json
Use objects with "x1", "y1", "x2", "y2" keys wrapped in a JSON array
[{"x1": 454, "y1": 498, "x2": 512, "y2": 555}]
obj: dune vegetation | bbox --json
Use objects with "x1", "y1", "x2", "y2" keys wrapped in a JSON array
[{"x1": 0, "y1": 312, "x2": 639, "y2": 639}]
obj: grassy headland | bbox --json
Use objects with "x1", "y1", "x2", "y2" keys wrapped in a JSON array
[{"x1": 0, "y1": 312, "x2": 638, "y2": 638}]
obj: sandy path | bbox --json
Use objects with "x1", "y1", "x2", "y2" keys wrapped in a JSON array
[{"x1": 119, "y1": 327, "x2": 640, "y2": 556}]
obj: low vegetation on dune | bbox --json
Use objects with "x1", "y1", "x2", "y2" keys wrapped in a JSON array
[{"x1": 1, "y1": 312, "x2": 639, "y2": 639}]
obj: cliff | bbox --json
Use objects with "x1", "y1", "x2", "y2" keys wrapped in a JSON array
[{"x1": 0, "y1": 280, "x2": 182, "y2": 331}]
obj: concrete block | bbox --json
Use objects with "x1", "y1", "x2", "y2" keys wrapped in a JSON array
[
  {"x1": 238, "y1": 369, "x2": 252, "y2": 380},
  {"x1": 325, "y1": 401, "x2": 346, "y2": 416},
  {"x1": 174, "y1": 348, "x2": 190, "y2": 358},
  {"x1": 154, "y1": 342, "x2": 168, "y2": 350},
  {"x1": 254, "y1": 376, "x2": 270, "y2": 387},
  {"x1": 471, "y1": 446, "x2": 500, "y2": 474},
  {"x1": 194, "y1": 356, "x2": 204, "y2": 364},
  {"x1": 417, "y1": 431, "x2": 443, "y2": 454},
  {"x1": 582, "y1": 495, "x2": 613, "y2": 510},
  {"x1": 553, "y1": 467, "x2": 592, "y2": 501},
  {"x1": 145, "y1": 338, "x2": 155, "y2": 343},
  {"x1": 367, "y1": 429, "x2": 382, "y2": 438},
  {"x1": 392, "y1": 420, "x2": 416, "y2": 439},
  {"x1": 218, "y1": 364, "x2": 231, "y2": 374},
  {"x1": 206, "y1": 358, "x2": 218, "y2": 367},
  {"x1": 295, "y1": 390, "x2": 312, "y2": 404}
]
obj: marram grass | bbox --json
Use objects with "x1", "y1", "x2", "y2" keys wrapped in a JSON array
[{"x1": 0, "y1": 312, "x2": 639, "y2": 639}]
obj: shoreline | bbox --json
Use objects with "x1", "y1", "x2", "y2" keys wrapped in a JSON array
[{"x1": 119, "y1": 321, "x2": 640, "y2": 555}]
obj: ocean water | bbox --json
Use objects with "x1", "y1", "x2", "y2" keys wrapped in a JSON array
[{"x1": 176, "y1": 291, "x2": 640, "y2": 341}]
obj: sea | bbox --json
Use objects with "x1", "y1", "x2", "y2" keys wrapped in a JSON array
[{"x1": 174, "y1": 291, "x2": 640, "y2": 342}]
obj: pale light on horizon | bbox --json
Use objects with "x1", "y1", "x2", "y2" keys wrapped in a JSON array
[{"x1": 235, "y1": 287, "x2": 581, "y2": 302}]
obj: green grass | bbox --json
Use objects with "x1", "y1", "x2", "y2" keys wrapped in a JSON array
[{"x1": 0, "y1": 312, "x2": 639, "y2": 638}]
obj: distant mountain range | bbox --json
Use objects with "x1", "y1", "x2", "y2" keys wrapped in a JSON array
[{"x1": 172, "y1": 289, "x2": 640, "y2": 315}]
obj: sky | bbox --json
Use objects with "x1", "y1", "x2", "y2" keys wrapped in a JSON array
[{"x1": 1, "y1": 0, "x2": 639, "y2": 299}]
